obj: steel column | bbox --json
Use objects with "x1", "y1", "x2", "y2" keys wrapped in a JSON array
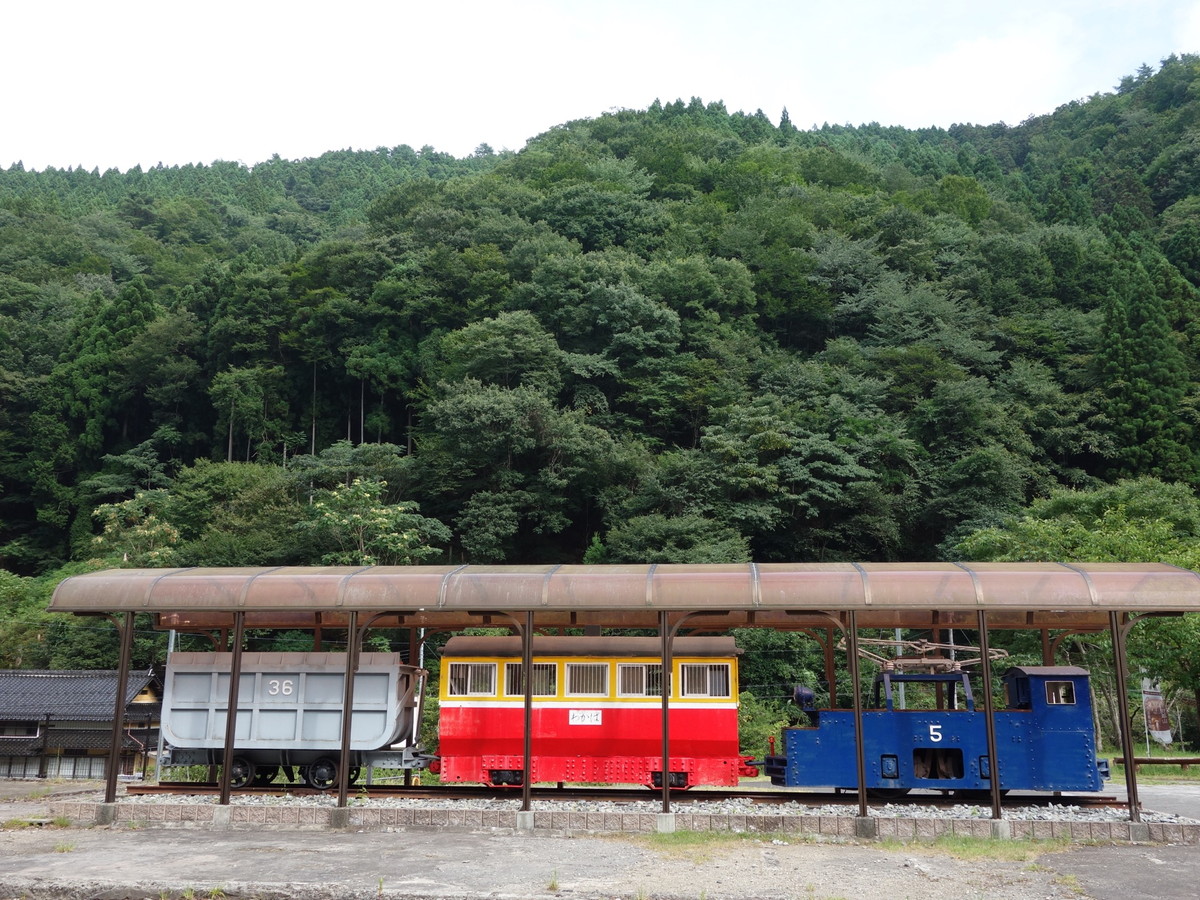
[
  {"x1": 1110, "y1": 611, "x2": 1141, "y2": 822},
  {"x1": 404, "y1": 627, "x2": 417, "y2": 788},
  {"x1": 521, "y1": 611, "x2": 534, "y2": 812},
  {"x1": 660, "y1": 610, "x2": 673, "y2": 814},
  {"x1": 336, "y1": 610, "x2": 360, "y2": 808},
  {"x1": 218, "y1": 611, "x2": 246, "y2": 806},
  {"x1": 103, "y1": 611, "x2": 135, "y2": 804},
  {"x1": 845, "y1": 611, "x2": 868, "y2": 818},
  {"x1": 977, "y1": 610, "x2": 1003, "y2": 819}
]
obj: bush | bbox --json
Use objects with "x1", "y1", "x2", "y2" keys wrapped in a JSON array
[{"x1": 738, "y1": 690, "x2": 787, "y2": 758}]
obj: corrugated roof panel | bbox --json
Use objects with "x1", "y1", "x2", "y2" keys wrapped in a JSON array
[{"x1": 49, "y1": 563, "x2": 1200, "y2": 618}]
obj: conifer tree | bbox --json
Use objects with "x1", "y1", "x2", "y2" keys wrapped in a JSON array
[{"x1": 1095, "y1": 237, "x2": 1195, "y2": 480}]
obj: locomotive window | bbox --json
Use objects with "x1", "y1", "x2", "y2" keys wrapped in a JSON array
[
  {"x1": 680, "y1": 663, "x2": 731, "y2": 698},
  {"x1": 504, "y1": 662, "x2": 557, "y2": 696},
  {"x1": 618, "y1": 664, "x2": 663, "y2": 697},
  {"x1": 1045, "y1": 681, "x2": 1076, "y2": 705},
  {"x1": 447, "y1": 662, "x2": 496, "y2": 696},
  {"x1": 566, "y1": 663, "x2": 609, "y2": 696}
]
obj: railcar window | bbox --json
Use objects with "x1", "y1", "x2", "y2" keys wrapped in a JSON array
[
  {"x1": 447, "y1": 662, "x2": 496, "y2": 696},
  {"x1": 617, "y1": 663, "x2": 664, "y2": 696},
  {"x1": 1045, "y1": 681, "x2": 1076, "y2": 705},
  {"x1": 680, "y1": 663, "x2": 731, "y2": 698},
  {"x1": 504, "y1": 662, "x2": 557, "y2": 696},
  {"x1": 566, "y1": 663, "x2": 608, "y2": 696}
]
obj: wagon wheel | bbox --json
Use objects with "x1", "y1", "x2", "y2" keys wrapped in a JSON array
[
  {"x1": 305, "y1": 757, "x2": 339, "y2": 790},
  {"x1": 252, "y1": 766, "x2": 279, "y2": 787},
  {"x1": 228, "y1": 756, "x2": 255, "y2": 789},
  {"x1": 347, "y1": 766, "x2": 361, "y2": 785}
]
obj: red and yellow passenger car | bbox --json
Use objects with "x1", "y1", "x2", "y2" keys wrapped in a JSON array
[{"x1": 435, "y1": 635, "x2": 752, "y2": 788}]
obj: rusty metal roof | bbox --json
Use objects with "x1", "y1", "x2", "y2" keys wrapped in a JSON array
[{"x1": 49, "y1": 564, "x2": 1200, "y2": 631}]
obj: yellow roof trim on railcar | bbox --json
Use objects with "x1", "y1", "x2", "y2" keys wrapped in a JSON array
[{"x1": 440, "y1": 635, "x2": 740, "y2": 658}]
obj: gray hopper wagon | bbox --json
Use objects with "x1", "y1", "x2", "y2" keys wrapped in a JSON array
[{"x1": 160, "y1": 651, "x2": 430, "y2": 788}]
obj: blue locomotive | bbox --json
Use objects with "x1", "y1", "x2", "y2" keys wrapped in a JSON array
[{"x1": 764, "y1": 666, "x2": 1110, "y2": 795}]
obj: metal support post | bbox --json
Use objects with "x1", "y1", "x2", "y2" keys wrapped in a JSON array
[
  {"x1": 336, "y1": 610, "x2": 360, "y2": 808},
  {"x1": 104, "y1": 612, "x2": 135, "y2": 804},
  {"x1": 521, "y1": 611, "x2": 534, "y2": 812},
  {"x1": 1110, "y1": 611, "x2": 1141, "y2": 822},
  {"x1": 218, "y1": 612, "x2": 245, "y2": 806},
  {"x1": 660, "y1": 610, "x2": 673, "y2": 814},
  {"x1": 846, "y1": 611, "x2": 868, "y2": 818},
  {"x1": 977, "y1": 610, "x2": 1003, "y2": 819}
]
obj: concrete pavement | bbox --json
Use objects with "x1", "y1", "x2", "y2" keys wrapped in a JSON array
[{"x1": 1, "y1": 779, "x2": 1198, "y2": 899}]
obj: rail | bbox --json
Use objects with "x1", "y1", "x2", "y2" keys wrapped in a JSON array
[{"x1": 127, "y1": 781, "x2": 1126, "y2": 809}]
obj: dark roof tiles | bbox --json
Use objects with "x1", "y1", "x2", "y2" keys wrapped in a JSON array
[{"x1": 0, "y1": 670, "x2": 155, "y2": 721}]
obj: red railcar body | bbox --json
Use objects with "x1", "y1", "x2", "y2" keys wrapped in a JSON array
[{"x1": 436, "y1": 635, "x2": 750, "y2": 788}]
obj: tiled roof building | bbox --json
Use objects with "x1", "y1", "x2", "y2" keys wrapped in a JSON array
[{"x1": 0, "y1": 669, "x2": 159, "y2": 779}]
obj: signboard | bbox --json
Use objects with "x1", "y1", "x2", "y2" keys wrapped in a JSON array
[
  {"x1": 1141, "y1": 679, "x2": 1173, "y2": 746},
  {"x1": 569, "y1": 710, "x2": 602, "y2": 726}
]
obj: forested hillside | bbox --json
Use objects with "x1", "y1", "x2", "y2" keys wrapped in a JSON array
[{"x1": 3, "y1": 55, "x2": 1200, "y2": 593}]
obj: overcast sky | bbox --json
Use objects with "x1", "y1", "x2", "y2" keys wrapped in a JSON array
[{"x1": 6, "y1": 0, "x2": 1200, "y2": 173}]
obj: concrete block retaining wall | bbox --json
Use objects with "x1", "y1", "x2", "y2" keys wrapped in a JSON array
[{"x1": 48, "y1": 799, "x2": 1200, "y2": 844}]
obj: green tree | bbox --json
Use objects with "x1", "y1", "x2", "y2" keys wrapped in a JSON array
[
  {"x1": 1094, "y1": 241, "x2": 1194, "y2": 480},
  {"x1": 90, "y1": 490, "x2": 181, "y2": 566},
  {"x1": 169, "y1": 460, "x2": 306, "y2": 566},
  {"x1": 585, "y1": 513, "x2": 750, "y2": 564},
  {"x1": 80, "y1": 427, "x2": 181, "y2": 501},
  {"x1": 416, "y1": 379, "x2": 616, "y2": 562},
  {"x1": 208, "y1": 365, "x2": 287, "y2": 462},
  {"x1": 433, "y1": 311, "x2": 564, "y2": 393},
  {"x1": 952, "y1": 478, "x2": 1200, "y2": 739},
  {"x1": 296, "y1": 478, "x2": 450, "y2": 565}
]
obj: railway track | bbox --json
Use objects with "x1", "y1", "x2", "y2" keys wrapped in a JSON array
[{"x1": 128, "y1": 781, "x2": 1128, "y2": 809}]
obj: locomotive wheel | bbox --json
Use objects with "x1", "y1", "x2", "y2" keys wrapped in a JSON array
[
  {"x1": 228, "y1": 756, "x2": 255, "y2": 789},
  {"x1": 305, "y1": 757, "x2": 339, "y2": 790},
  {"x1": 347, "y1": 766, "x2": 361, "y2": 785},
  {"x1": 252, "y1": 766, "x2": 279, "y2": 787}
]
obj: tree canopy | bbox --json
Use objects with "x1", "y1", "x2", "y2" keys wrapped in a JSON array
[{"x1": 6, "y1": 58, "x2": 1200, "y2": 675}]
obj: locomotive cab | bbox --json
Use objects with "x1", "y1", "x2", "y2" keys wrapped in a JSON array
[
  {"x1": 1003, "y1": 666, "x2": 1084, "y2": 711},
  {"x1": 1001, "y1": 666, "x2": 1111, "y2": 784}
]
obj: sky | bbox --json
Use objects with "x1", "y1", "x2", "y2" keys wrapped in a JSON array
[{"x1": 5, "y1": 0, "x2": 1200, "y2": 173}]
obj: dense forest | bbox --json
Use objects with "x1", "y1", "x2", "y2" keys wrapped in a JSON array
[{"x1": 5, "y1": 56, "x2": 1200, "y2": 743}]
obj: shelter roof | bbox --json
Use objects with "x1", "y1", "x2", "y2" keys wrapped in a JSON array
[{"x1": 48, "y1": 563, "x2": 1200, "y2": 633}]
